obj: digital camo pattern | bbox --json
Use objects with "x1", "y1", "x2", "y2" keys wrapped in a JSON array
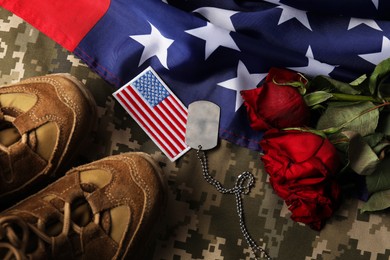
[{"x1": 1, "y1": 8, "x2": 390, "y2": 260}]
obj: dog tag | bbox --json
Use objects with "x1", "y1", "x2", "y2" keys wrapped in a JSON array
[{"x1": 185, "y1": 101, "x2": 220, "y2": 150}]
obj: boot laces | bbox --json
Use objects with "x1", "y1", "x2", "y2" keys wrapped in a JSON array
[
  {"x1": 0, "y1": 215, "x2": 51, "y2": 260},
  {"x1": 0, "y1": 197, "x2": 95, "y2": 258}
]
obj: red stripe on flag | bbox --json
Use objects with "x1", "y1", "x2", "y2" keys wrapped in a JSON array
[
  {"x1": 165, "y1": 97, "x2": 187, "y2": 127},
  {"x1": 170, "y1": 96, "x2": 188, "y2": 119},
  {"x1": 155, "y1": 98, "x2": 187, "y2": 138},
  {"x1": 154, "y1": 102, "x2": 187, "y2": 142},
  {"x1": 154, "y1": 99, "x2": 188, "y2": 148}
]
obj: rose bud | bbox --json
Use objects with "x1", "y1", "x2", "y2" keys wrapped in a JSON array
[{"x1": 241, "y1": 68, "x2": 310, "y2": 130}]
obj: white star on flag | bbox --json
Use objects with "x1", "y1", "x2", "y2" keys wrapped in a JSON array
[
  {"x1": 218, "y1": 61, "x2": 266, "y2": 111},
  {"x1": 276, "y1": 4, "x2": 312, "y2": 31},
  {"x1": 371, "y1": 0, "x2": 379, "y2": 9},
  {"x1": 264, "y1": 0, "x2": 281, "y2": 4},
  {"x1": 129, "y1": 22, "x2": 174, "y2": 69},
  {"x1": 289, "y1": 46, "x2": 336, "y2": 77},
  {"x1": 185, "y1": 22, "x2": 240, "y2": 59},
  {"x1": 359, "y1": 36, "x2": 390, "y2": 65},
  {"x1": 348, "y1": 18, "x2": 382, "y2": 31},
  {"x1": 193, "y1": 7, "x2": 238, "y2": 31}
]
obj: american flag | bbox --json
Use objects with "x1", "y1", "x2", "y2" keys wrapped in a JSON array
[
  {"x1": 3, "y1": 0, "x2": 390, "y2": 152},
  {"x1": 113, "y1": 67, "x2": 190, "y2": 161}
]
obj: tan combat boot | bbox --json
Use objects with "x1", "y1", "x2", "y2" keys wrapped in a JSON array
[
  {"x1": 0, "y1": 74, "x2": 96, "y2": 207},
  {"x1": 0, "y1": 152, "x2": 167, "y2": 259}
]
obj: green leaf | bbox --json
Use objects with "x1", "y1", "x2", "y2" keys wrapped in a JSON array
[
  {"x1": 362, "y1": 133, "x2": 390, "y2": 156},
  {"x1": 322, "y1": 126, "x2": 343, "y2": 135},
  {"x1": 342, "y1": 131, "x2": 379, "y2": 175},
  {"x1": 363, "y1": 133, "x2": 385, "y2": 148},
  {"x1": 350, "y1": 74, "x2": 367, "y2": 86},
  {"x1": 311, "y1": 104, "x2": 327, "y2": 110},
  {"x1": 369, "y1": 58, "x2": 390, "y2": 96},
  {"x1": 304, "y1": 91, "x2": 334, "y2": 107},
  {"x1": 272, "y1": 78, "x2": 307, "y2": 94},
  {"x1": 361, "y1": 189, "x2": 390, "y2": 213},
  {"x1": 373, "y1": 144, "x2": 390, "y2": 158},
  {"x1": 366, "y1": 156, "x2": 390, "y2": 193},
  {"x1": 316, "y1": 101, "x2": 379, "y2": 136},
  {"x1": 311, "y1": 75, "x2": 361, "y2": 95}
]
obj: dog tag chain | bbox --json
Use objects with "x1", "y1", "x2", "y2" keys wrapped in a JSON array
[{"x1": 186, "y1": 101, "x2": 271, "y2": 260}]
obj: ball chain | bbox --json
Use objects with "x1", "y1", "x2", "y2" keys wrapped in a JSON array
[{"x1": 196, "y1": 146, "x2": 272, "y2": 260}]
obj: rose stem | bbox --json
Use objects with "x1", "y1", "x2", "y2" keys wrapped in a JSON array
[{"x1": 329, "y1": 93, "x2": 390, "y2": 103}]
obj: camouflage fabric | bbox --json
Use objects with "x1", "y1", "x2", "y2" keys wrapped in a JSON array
[{"x1": 1, "y1": 8, "x2": 390, "y2": 260}]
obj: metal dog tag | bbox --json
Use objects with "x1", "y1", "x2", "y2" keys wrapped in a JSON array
[
  {"x1": 187, "y1": 101, "x2": 270, "y2": 258},
  {"x1": 185, "y1": 101, "x2": 220, "y2": 150}
]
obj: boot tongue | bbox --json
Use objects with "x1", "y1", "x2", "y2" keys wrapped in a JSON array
[
  {"x1": 0, "y1": 109, "x2": 21, "y2": 147},
  {"x1": 100, "y1": 211, "x2": 112, "y2": 235},
  {"x1": 0, "y1": 126, "x2": 20, "y2": 147},
  {"x1": 45, "y1": 171, "x2": 118, "y2": 243},
  {"x1": 0, "y1": 91, "x2": 37, "y2": 147},
  {"x1": 0, "y1": 93, "x2": 57, "y2": 161},
  {"x1": 79, "y1": 183, "x2": 112, "y2": 235},
  {"x1": 80, "y1": 183, "x2": 98, "y2": 193}
]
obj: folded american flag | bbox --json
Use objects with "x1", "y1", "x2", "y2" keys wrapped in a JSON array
[{"x1": 3, "y1": 0, "x2": 390, "y2": 152}]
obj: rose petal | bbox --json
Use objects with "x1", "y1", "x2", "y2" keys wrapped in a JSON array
[
  {"x1": 241, "y1": 87, "x2": 272, "y2": 130},
  {"x1": 262, "y1": 130, "x2": 324, "y2": 163}
]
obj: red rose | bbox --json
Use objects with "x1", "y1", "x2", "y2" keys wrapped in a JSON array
[
  {"x1": 241, "y1": 67, "x2": 310, "y2": 130},
  {"x1": 260, "y1": 129, "x2": 341, "y2": 230}
]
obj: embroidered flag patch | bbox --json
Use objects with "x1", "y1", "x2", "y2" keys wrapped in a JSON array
[{"x1": 113, "y1": 67, "x2": 190, "y2": 161}]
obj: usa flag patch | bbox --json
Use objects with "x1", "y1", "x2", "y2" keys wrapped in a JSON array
[{"x1": 113, "y1": 67, "x2": 190, "y2": 161}]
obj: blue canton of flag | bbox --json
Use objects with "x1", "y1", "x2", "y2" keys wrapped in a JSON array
[{"x1": 132, "y1": 71, "x2": 170, "y2": 107}]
